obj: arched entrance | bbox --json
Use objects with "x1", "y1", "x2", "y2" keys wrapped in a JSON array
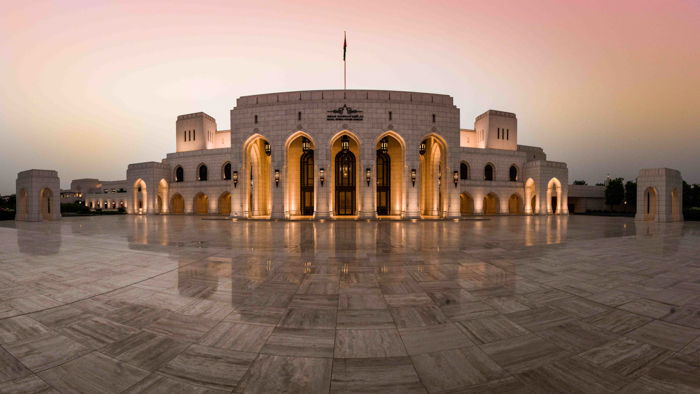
[
  {"x1": 525, "y1": 178, "x2": 537, "y2": 214},
  {"x1": 643, "y1": 187, "x2": 657, "y2": 220},
  {"x1": 17, "y1": 189, "x2": 28, "y2": 220},
  {"x1": 419, "y1": 135, "x2": 447, "y2": 217},
  {"x1": 40, "y1": 188, "x2": 53, "y2": 220},
  {"x1": 170, "y1": 193, "x2": 184, "y2": 214},
  {"x1": 157, "y1": 179, "x2": 168, "y2": 214},
  {"x1": 483, "y1": 193, "x2": 500, "y2": 215},
  {"x1": 335, "y1": 135, "x2": 356, "y2": 216},
  {"x1": 509, "y1": 194, "x2": 522, "y2": 214},
  {"x1": 285, "y1": 133, "x2": 315, "y2": 217},
  {"x1": 547, "y1": 178, "x2": 562, "y2": 214},
  {"x1": 133, "y1": 179, "x2": 147, "y2": 214},
  {"x1": 375, "y1": 133, "x2": 404, "y2": 216},
  {"x1": 460, "y1": 193, "x2": 474, "y2": 216},
  {"x1": 194, "y1": 193, "x2": 208, "y2": 215},
  {"x1": 219, "y1": 192, "x2": 231, "y2": 216},
  {"x1": 244, "y1": 136, "x2": 272, "y2": 217}
]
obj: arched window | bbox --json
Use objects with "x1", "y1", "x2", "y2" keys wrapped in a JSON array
[
  {"x1": 175, "y1": 166, "x2": 184, "y2": 182},
  {"x1": 223, "y1": 162, "x2": 231, "y2": 180},
  {"x1": 484, "y1": 164, "x2": 494, "y2": 181},
  {"x1": 509, "y1": 165, "x2": 518, "y2": 182},
  {"x1": 460, "y1": 162, "x2": 469, "y2": 180},
  {"x1": 198, "y1": 164, "x2": 208, "y2": 181}
]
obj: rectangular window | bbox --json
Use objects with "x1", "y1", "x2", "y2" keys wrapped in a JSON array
[
  {"x1": 193, "y1": 130, "x2": 195, "y2": 141},
  {"x1": 184, "y1": 131, "x2": 186, "y2": 142},
  {"x1": 432, "y1": 114, "x2": 436, "y2": 123},
  {"x1": 507, "y1": 129, "x2": 510, "y2": 140},
  {"x1": 389, "y1": 111, "x2": 392, "y2": 121},
  {"x1": 298, "y1": 112, "x2": 302, "y2": 121},
  {"x1": 254, "y1": 115, "x2": 258, "y2": 124}
]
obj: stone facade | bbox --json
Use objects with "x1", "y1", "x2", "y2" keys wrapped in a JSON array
[
  {"x1": 67, "y1": 89, "x2": 570, "y2": 220},
  {"x1": 15, "y1": 169, "x2": 61, "y2": 221},
  {"x1": 635, "y1": 168, "x2": 683, "y2": 222}
]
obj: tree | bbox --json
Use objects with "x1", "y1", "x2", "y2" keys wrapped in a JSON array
[
  {"x1": 573, "y1": 180, "x2": 587, "y2": 185},
  {"x1": 605, "y1": 178, "x2": 625, "y2": 212},
  {"x1": 625, "y1": 180, "x2": 637, "y2": 210}
]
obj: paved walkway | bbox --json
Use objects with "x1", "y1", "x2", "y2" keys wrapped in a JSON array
[{"x1": 0, "y1": 215, "x2": 698, "y2": 393}]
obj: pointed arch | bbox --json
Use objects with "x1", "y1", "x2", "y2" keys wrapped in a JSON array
[
  {"x1": 508, "y1": 193, "x2": 523, "y2": 214},
  {"x1": 483, "y1": 192, "x2": 500, "y2": 215},
  {"x1": 285, "y1": 131, "x2": 317, "y2": 217},
  {"x1": 525, "y1": 178, "x2": 537, "y2": 214},
  {"x1": 194, "y1": 192, "x2": 209, "y2": 215},
  {"x1": 375, "y1": 130, "x2": 406, "y2": 216},
  {"x1": 460, "y1": 192, "x2": 474, "y2": 216},
  {"x1": 133, "y1": 179, "x2": 147, "y2": 214},
  {"x1": 218, "y1": 192, "x2": 232, "y2": 216},
  {"x1": 419, "y1": 133, "x2": 448, "y2": 217},
  {"x1": 547, "y1": 178, "x2": 562, "y2": 214},
  {"x1": 243, "y1": 134, "x2": 272, "y2": 217},
  {"x1": 170, "y1": 193, "x2": 185, "y2": 214},
  {"x1": 330, "y1": 130, "x2": 362, "y2": 216}
]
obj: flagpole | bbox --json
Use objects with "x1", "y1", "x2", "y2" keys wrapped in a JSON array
[{"x1": 343, "y1": 31, "x2": 347, "y2": 90}]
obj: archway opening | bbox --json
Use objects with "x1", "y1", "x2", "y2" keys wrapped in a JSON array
[
  {"x1": 644, "y1": 187, "x2": 657, "y2": 221},
  {"x1": 133, "y1": 179, "x2": 147, "y2": 214},
  {"x1": 334, "y1": 135, "x2": 357, "y2": 216},
  {"x1": 245, "y1": 136, "x2": 272, "y2": 217},
  {"x1": 484, "y1": 164, "x2": 494, "y2": 181},
  {"x1": 509, "y1": 165, "x2": 518, "y2": 182},
  {"x1": 460, "y1": 193, "x2": 474, "y2": 216},
  {"x1": 509, "y1": 194, "x2": 522, "y2": 214},
  {"x1": 285, "y1": 133, "x2": 315, "y2": 217},
  {"x1": 194, "y1": 193, "x2": 209, "y2": 215},
  {"x1": 376, "y1": 133, "x2": 404, "y2": 216},
  {"x1": 525, "y1": 178, "x2": 537, "y2": 214},
  {"x1": 170, "y1": 193, "x2": 185, "y2": 214},
  {"x1": 219, "y1": 192, "x2": 231, "y2": 216},
  {"x1": 547, "y1": 178, "x2": 562, "y2": 214},
  {"x1": 222, "y1": 162, "x2": 232, "y2": 180},
  {"x1": 158, "y1": 179, "x2": 168, "y2": 214},
  {"x1": 483, "y1": 193, "x2": 500, "y2": 215},
  {"x1": 40, "y1": 188, "x2": 53, "y2": 220},
  {"x1": 419, "y1": 135, "x2": 447, "y2": 217},
  {"x1": 174, "y1": 166, "x2": 184, "y2": 182}
]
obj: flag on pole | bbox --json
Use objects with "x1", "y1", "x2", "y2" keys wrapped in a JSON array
[{"x1": 343, "y1": 32, "x2": 347, "y2": 61}]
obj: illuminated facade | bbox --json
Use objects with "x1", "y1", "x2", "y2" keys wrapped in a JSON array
[{"x1": 86, "y1": 90, "x2": 569, "y2": 219}]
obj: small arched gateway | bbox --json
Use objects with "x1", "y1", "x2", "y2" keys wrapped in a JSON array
[
  {"x1": 170, "y1": 193, "x2": 185, "y2": 214},
  {"x1": 483, "y1": 193, "x2": 500, "y2": 215},
  {"x1": 219, "y1": 192, "x2": 231, "y2": 216},
  {"x1": 194, "y1": 193, "x2": 209, "y2": 215},
  {"x1": 460, "y1": 193, "x2": 474, "y2": 216}
]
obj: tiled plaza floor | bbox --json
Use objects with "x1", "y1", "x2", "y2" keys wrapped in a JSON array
[{"x1": 0, "y1": 215, "x2": 699, "y2": 393}]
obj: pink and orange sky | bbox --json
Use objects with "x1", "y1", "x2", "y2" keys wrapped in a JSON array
[{"x1": 1, "y1": 0, "x2": 699, "y2": 194}]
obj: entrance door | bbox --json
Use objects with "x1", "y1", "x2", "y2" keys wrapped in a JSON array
[
  {"x1": 376, "y1": 150, "x2": 390, "y2": 215},
  {"x1": 335, "y1": 150, "x2": 356, "y2": 215},
  {"x1": 300, "y1": 150, "x2": 314, "y2": 216}
]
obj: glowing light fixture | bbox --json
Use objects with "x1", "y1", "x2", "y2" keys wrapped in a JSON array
[
  {"x1": 341, "y1": 135, "x2": 350, "y2": 151},
  {"x1": 264, "y1": 141, "x2": 271, "y2": 156},
  {"x1": 232, "y1": 171, "x2": 239, "y2": 188},
  {"x1": 301, "y1": 137, "x2": 311, "y2": 153},
  {"x1": 274, "y1": 169, "x2": 280, "y2": 187},
  {"x1": 411, "y1": 169, "x2": 417, "y2": 187},
  {"x1": 366, "y1": 168, "x2": 371, "y2": 186},
  {"x1": 419, "y1": 140, "x2": 427, "y2": 155},
  {"x1": 453, "y1": 171, "x2": 459, "y2": 187},
  {"x1": 319, "y1": 168, "x2": 325, "y2": 186},
  {"x1": 380, "y1": 137, "x2": 388, "y2": 153}
]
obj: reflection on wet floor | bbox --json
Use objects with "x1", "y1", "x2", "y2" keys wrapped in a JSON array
[{"x1": 0, "y1": 215, "x2": 698, "y2": 393}]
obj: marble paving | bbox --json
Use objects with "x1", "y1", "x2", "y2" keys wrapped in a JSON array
[{"x1": 0, "y1": 215, "x2": 699, "y2": 393}]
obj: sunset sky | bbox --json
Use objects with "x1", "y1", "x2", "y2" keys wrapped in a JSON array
[{"x1": 1, "y1": 0, "x2": 699, "y2": 194}]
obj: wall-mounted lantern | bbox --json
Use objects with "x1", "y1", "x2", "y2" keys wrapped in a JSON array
[
  {"x1": 419, "y1": 140, "x2": 427, "y2": 155},
  {"x1": 411, "y1": 169, "x2": 417, "y2": 187},
  {"x1": 232, "y1": 171, "x2": 239, "y2": 188},
  {"x1": 453, "y1": 171, "x2": 459, "y2": 188},
  {"x1": 274, "y1": 169, "x2": 280, "y2": 187},
  {"x1": 341, "y1": 135, "x2": 350, "y2": 151},
  {"x1": 366, "y1": 168, "x2": 371, "y2": 186},
  {"x1": 380, "y1": 137, "x2": 388, "y2": 153},
  {"x1": 319, "y1": 168, "x2": 325, "y2": 186},
  {"x1": 264, "y1": 141, "x2": 271, "y2": 156},
  {"x1": 302, "y1": 137, "x2": 311, "y2": 153}
]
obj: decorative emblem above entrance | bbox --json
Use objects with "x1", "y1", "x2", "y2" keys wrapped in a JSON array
[{"x1": 327, "y1": 104, "x2": 363, "y2": 121}]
